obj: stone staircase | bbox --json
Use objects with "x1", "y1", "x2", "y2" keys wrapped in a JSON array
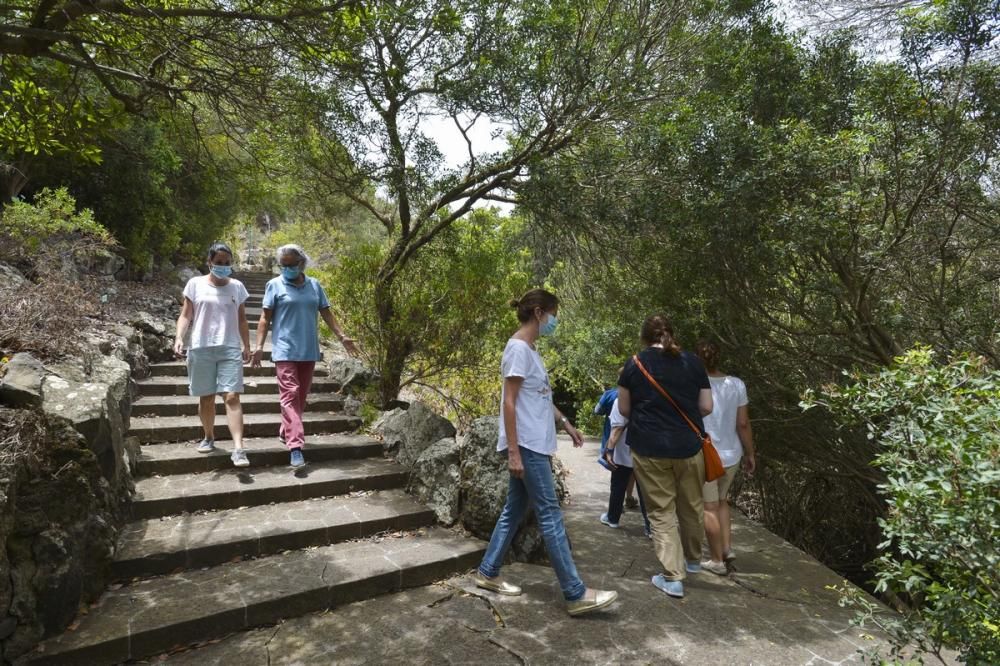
[{"x1": 31, "y1": 272, "x2": 485, "y2": 664}]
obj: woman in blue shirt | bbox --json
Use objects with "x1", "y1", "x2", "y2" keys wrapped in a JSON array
[{"x1": 251, "y1": 244, "x2": 358, "y2": 468}]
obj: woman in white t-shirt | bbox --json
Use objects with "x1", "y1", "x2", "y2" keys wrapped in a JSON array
[
  {"x1": 475, "y1": 289, "x2": 618, "y2": 617},
  {"x1": 173, "y1": 242, "x2": 251, "y2": 468},
  {"x1": 695, "y1": 340, "x2": 756, "y2": 574}
]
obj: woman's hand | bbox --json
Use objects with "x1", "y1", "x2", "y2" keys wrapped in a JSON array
[
  {"x1": 173, "y1": 339, "x2": 185, "y2": 358},
  {"x1": 507, "y1": 451, "x2": 524, "y2": 479},
  {"x1": 743, "y1": 454, "x2": 756, "y2": 477},
  {"x1": 251, "y1": 349, "x2": 264, "y2": 368},
  {"x1": 565, "y1": 423, "x2": 584, "y2": 448},
  {"x1": 242, "y1": 348, "x2": 251, "y2": 364},
  {"x1": 341, "y1": 337, "x2": 360, "y2": 357},
  {"x1": 602, "y1": 448, "x2": 618, "y2": 470}
]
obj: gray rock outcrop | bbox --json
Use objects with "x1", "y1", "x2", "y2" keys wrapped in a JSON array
[
  {"x1": 0, "y1": 353, "x2": 46, "y2": 407},
  {"x1": 0, "y1": 262, "x2": 26, "y2": 290},
  {"x1": 372, "y1": 401, "x2": 457, "y2": 467},
  {"x1": 408, "y1": 437, "x2": 461, "y2": 525}
]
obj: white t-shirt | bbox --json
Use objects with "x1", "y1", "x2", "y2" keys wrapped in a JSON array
[
  {"x1": 497, "y1": 338, "x2": 557, "y2": 455},
  {"x1": 703, "y1": 375, "x2": 749, "y2": 468},
  {"x1": 182, "y1": 276, "x2": 249, "y2": 350},
  {"x1": 609, "y1": 398, "x2": 634, "y2": 468}
]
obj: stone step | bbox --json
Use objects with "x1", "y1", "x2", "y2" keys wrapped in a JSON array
[
  {"x1": 149, "y1": 361, "x2": 328, "y2": 377},
  {"x1": 130, "y1": 392, "x2": 344, "y2": 418},
  {"x1": 130, "y1": 456, "x2": 406, "y2": 519},
  {"x1": 32, "y1": 529, "x2": 484, "y2": 665},
  {"x1": 128, "y1": 412, "x2": 360, "y2": 444},
  {"x1": 134, "y1": 376, "x2": 342, "y2": 397},
  {"x1": 134, "y1": 434, "x2": 381, "y2": 476},
  {"x1": 113, "y1": 490, "x2": 435, "y2": 580}
]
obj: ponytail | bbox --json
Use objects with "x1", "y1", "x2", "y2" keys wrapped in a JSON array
[
  {"x1": 640, "y1": 314, "x2": 681, "y2": 357},
  {"x1": 511, "y1": 289, "x2": 559, "y2": 323},
  {"x1": 695, "y1": 339, "x2": 721, "y2": 372}
]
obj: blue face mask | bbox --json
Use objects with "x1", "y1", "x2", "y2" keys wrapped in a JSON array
[
  {"x1": 539, "y1": 313, "x2": 558, "y2": 337},
  {"x1": 281, "y1": 266, "x2": 301, "y2": 281},
  {"x1": 210, "y1": 265, "x2": 232, "y2": 278}
]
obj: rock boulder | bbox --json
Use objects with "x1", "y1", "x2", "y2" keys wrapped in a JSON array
[
  {"x1": 408, "y1": 437, "x2": 461, "y2": 525},
  {"x1": 372, "y1": 401, "x2": 457, "y2": 468},
  {"x1": 0, "y1": 353, "x2": 46, "y2": 408}
]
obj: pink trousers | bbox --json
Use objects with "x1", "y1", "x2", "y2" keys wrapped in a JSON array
[{"x1": 275, "y1": 361, "x2": 315, "y2": 450}]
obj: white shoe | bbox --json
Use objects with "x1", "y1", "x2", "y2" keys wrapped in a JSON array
[
  {"x1": 701, "y1": 559, "x2": 728, "y2": 576},
  {"x1": 231, "y1": 449, "x2": 250, "y2": 467},
  {"x1": 600, "y1": 513, "x2": 621, "y2": 528}
]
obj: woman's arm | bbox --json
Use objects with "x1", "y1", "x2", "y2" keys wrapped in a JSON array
[
  {"x1": 617, "y1": 387, "x2": 631, "y2": 418},
  {"x1": 736, "y1": 404, "x2": 755, "y2": 475},
  {"x1": 238, "y1": 303, "x2": 251, "y2": 362},
  {"x1": 553, "y1": 406, "x2": 584, "y2": 448},
  {"x1": 698, "y1": 387, "x2": 713, "y2": 416},
  {"x1": 173, "y1": 297, "x2": 194, "y2": 357},
  {"x1": 503, "y1": 376, "x2": 524, "y2": 478},
  {"x1": 602, "y1": 425, "x2": 625, "y2": 469},
  {"x1": 319, "y1": 307, "x2": 359, "y2": 356},
  {"x1": 251, "y1": 309, "x2": 272, "y2": 368}
]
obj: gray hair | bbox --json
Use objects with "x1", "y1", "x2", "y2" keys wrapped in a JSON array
[{"x1": 276, "y1": 244, "x2": 311, "y2": 268}]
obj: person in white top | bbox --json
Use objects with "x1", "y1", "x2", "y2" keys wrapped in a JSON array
[
  {"x1": 173, "y1": 242, "x2": 251, "y2": 468},
  {"x1": 599, "y1": 398, "x2": 651, "y2": 536},
  {"x1": 475, "y1": 288, "x2": 618, "y2": 617},
  {"x1": 695, "y1": 340, "x2": 756, "y2": 574}
]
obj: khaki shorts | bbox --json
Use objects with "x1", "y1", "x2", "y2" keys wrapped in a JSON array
[{"x1": 703, "y1": 462, "x2": 740, "y2": 504}]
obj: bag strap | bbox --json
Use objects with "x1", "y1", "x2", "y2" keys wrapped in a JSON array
[{"x1": 631, "y1": 354, "x2": 705, "y2": 439}]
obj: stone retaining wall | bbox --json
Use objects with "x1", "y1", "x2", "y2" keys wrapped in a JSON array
[{"x1": 0, "y1": 309, "x2": 175, "y2": 661}]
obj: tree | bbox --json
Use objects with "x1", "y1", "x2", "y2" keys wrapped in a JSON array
[
  {"x1": 280, "y1": 0, "x2": 722, "y2": 404},
  {"x1": 805, "y1": 349, "x2": 1000, "y2": 665},
  {"x1": 520, "y1": 1, "x2": 1000, "y2": 579}
]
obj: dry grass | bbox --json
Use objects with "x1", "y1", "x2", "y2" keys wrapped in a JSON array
[
  {"x1": 0, "y1": 408, "x2": 46, "y2": 476},
  {"x1": 0, "y1": 275, "x2": 101, "y2": 359}
]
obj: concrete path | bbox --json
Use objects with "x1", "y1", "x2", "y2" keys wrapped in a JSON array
[{"x1": 164, "y1": 435, "x2": 897, "y2": 665}]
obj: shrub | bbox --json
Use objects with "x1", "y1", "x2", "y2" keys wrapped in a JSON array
[
  {"x1": 0, "y1": 187, "x2": 115, "y2": 271},
  {"x1": 804, "y1": 348, "x2": 1000, "y2": 664}
]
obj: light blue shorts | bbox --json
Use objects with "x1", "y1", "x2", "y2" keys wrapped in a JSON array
[{"x1": 187, "y1": 345, "x2": 244, "y2": 396}]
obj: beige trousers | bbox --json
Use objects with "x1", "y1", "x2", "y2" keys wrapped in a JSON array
[{"x1": 632, "y1": 450, "x2": 705, "y2": 580}]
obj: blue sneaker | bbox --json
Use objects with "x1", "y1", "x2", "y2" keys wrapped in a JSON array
[
  {"x1": 196, "y1": 438, "x2": 215, "y2": 453},
  {"x1": 651, "y1": 574, "x2": 684, "y2": 598},
  {"x1": 289, "y1": 448, "x2": 305, "y2": 468},
  {"x1": 686, "y1": 561, "x2": 701, "y2": 574}
]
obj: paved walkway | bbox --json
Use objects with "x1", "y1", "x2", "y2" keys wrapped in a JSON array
[{"x1": 165, "y1": 436, "x2": 896, "y2": 665}]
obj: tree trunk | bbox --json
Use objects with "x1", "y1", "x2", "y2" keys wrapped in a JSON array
[{"x1": 374, "y1": 276, "x2": 412, "y2": 407}]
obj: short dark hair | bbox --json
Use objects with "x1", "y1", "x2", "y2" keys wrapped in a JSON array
[
  {"x1": 510, "y1": 289, "x2": 559, "y2": 323},
  {"x1": 207, "y1": 242, "x2": 235, "y2": 262}
]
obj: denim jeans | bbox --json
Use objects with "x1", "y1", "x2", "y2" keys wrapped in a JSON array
[
  {"x1": 607, "y1": 466, "x2": 650, "y2": 530},
  {"x1": 478, "y1": 446, "x2": 586, "y2": 601}
]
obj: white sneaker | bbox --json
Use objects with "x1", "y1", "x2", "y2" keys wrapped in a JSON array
[
  {"x1": 701, "y1": 559, "x2": 728, "y2": 576},
  {"x1": 196, "y1": 438, "x2": 215, "y2": 453},
  {"x1": 600, "y1": 513, "x2": 621, "y2": 528},
  {"x1": 231, "y1": 449, "x2": 250, "y2": 467}
]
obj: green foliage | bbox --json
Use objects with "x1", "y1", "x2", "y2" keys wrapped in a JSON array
[
  {"x1": 321, "y1": 209, "x2": 530, "y2": 419},
  {"x1": 804, "y1": 348, "x2": 1000, "y2": 664},
  {"x1": 0, "y1": 187, "x2": 114, "y2": 258},
  {"x1": 0, "y1": 60, "x2": 108, "y2": 165},
  {"x1": 26, "y1": 108, "x2": 248, "y2": 273}
]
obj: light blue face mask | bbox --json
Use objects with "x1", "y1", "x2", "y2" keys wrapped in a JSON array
[
  {"x1": 539, "y1": 313, "x2": 558, "y2": 337},
  {"x1": 281, "y1": 266, "x2": 301, "y2": 281},
  {"x1": 210, "y1": 265, "x2": 233, "y2": 278}
]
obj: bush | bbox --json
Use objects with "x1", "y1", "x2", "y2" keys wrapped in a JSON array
[
  {"x1": 0, "y1": 187, "x2": 114, "y2": 268},
  {"x1": 804, "y1": 348, "x2": 1000, "y2": 664}
]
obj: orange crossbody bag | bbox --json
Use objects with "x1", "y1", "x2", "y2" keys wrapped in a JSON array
[{"x1": 632, "y1": 354, "x2": 726, "y2": 482}]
